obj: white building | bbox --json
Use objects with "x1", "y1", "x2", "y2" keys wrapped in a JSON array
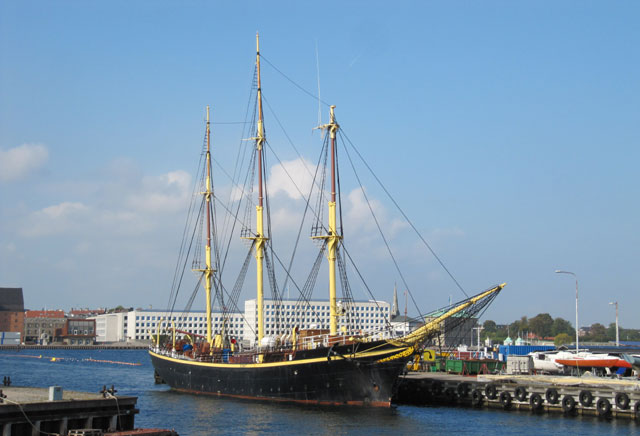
[
  {"x1": 93, "y1": 299, "x2": 393, "y2": 346},
  {"x1": 93, "y1": 309, "x2": 244, "y2": 343},
  {"x1": 389, "y1": 315, "x2": 424, "y2": 338},
  {"x1": 94, "y1": 312, "x2": 127, "y2": 342},
  {"x1": 243, "y1": 299, "x2": 392, "y2": 347}
]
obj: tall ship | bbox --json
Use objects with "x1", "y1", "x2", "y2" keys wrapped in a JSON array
[{"x1": 149, "y1": 35, "x2": 506, "y2": 407}]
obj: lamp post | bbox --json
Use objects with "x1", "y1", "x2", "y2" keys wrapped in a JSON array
[
  {"x1": 609, "y1": 301, "x2": 619, "y2": 347},
  {"x1": 555, "y1": 270, "x2": 579, "y2": 353},
  {"x1": 473, "y1": 326, "x2": 484, "y2": 357}
]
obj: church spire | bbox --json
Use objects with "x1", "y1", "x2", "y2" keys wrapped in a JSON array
[{"x1": 391, "y1": 284, "x2": 400, "y2": 319}]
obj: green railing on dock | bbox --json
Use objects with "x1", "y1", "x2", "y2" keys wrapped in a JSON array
[{"x1": 420, "y1": 359, "x2": 504, "y2": 375}]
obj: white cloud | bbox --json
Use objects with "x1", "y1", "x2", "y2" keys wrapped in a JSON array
[
  {"x1": 167, "y1": 170, "x2": 190, "y2": 187},
  {"x1": 126, "y1": 170, "x2": 192, "y2": 213},
  {"x1": 20, "y1": 202, "x2": 89, "y2": 237},
  {"x1": 270, "y1": 206, "x2": 303, "y2": 231},
  {"x1": 343, "y1": 188, "x2": 383, "y2": 233},
  {"x1": 18, "y1": 168, "x2": 193, "y2": 239},
  {"x1": 268, "y1": 157, "x2": 316, "y2": 200},
  {"x1": 0, "y1": 143, "x2": 49, "y2": 182},
  {"x1": 40, "y1": 201, "x2": 88, "y2": 219},
  {"x1": 228, "y1": 185, "x2": 243, "y2": 203}
]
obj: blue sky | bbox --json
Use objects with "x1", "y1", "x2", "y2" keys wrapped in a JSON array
[{"x1": 1, "y1": 2, "x2": 638, "y2": 329}]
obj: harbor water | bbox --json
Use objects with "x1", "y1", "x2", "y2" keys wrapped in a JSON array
[{"x1": 1, "y1": 349, "x2": 637, "y2": 435}]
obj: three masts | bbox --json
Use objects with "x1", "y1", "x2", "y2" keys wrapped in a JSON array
[
  {"x1": 149, "y1": 34, "x2": 506, "y2": 407},
  {"x1": 198, "y1": 34, "x2": 345, "y2": 353}
]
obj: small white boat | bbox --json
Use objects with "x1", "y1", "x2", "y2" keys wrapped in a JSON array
[{"x1": 529, "y1": 350, "x2": 578, "y2": 373}]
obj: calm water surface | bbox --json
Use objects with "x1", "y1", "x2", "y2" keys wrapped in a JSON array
[{"x1": 1, "y1": 349, "x2": 637, "y2": 435}]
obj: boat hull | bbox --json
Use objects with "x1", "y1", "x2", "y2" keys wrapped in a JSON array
[
  {"x1": 149, "y1": 342, "x2": 411, "y2": 407},
  {"x1": 556, "y1": 358, "x2": 631, "y2": 368}
]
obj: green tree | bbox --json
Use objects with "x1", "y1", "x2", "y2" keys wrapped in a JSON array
[
  {"x1": 552, "y1": 317, "x2": 574, "y2": 336},
  {"x1": 509, "y1": 316, "x2": 528, "y2": 338},
  {"x1": 606, "y1": 323, "x2": 617, "y2": 341},
  {"x1": 587, "y1": 323, "x2": 607, "y2": 342},
  {"x1": 529, "y1": 313, "x2": 553, "y2": 338},
  {"x1": 554, "y1": 333, "x2": 572, "y2": 346},
  {"x1": 483, "y1": 320, "x2": 497, "y2": 333},
  {"x1": 620, "y1": 328, "x2": 640, "y2": 341}
]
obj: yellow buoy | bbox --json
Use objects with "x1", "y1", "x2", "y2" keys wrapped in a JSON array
[{"x1": 50, "y1": 357, "x2": 56, "y2": 362}]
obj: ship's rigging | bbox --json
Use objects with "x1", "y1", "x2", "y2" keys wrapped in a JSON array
[{"x1": 158, "y1": 34, "x2": 504, "y2": 363}]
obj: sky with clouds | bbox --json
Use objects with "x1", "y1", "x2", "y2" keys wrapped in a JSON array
[{"x1": 1, "y1": 2, "x2": 638, "y2": 329}]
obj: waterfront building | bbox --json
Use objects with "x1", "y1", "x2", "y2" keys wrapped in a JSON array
[
  {"x1": 389, "y1": 315, "x2": 424, "y2": 337},
  {"x1": 243, "y1": 298, "x2": 392, "y2": 347},
  {"x1": 93, "y1": 311, "x2": 128, "y2": 342},
  {"x1": 93, "y1": 299, "x2": 394, "y2": 345},
  {"x1": 23, "y1": 310, "x2": 66, "y2": 344},
  {"x1": 0, "y1": 287, "x2": 24, "y2": 343},
  {"x1": 58, "y1": 318, "x2": 96, "y2": 345},
  {"x1": 68, "y1": 308, "x2": 106, "y2": 318},
  {"x1": 92, "y1": 309, "x2": 244, "y2": 343}
]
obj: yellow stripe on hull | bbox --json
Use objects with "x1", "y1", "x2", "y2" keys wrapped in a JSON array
[{"x1": 149, "y1": 345, "x2": 412, "y2": 369}]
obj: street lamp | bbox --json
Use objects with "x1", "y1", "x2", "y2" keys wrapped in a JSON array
[
  {"x1": 555, "y1": 270, "x2": 579, "y2": 353},
  {"x1": 609, "y1": 301, "x2": 619, "y2": 347},
  {"x1": 472, "y1": 326, "x2": 484, "y2": 356}
]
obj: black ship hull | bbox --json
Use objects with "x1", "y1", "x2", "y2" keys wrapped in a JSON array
[{"x1": 149, "y1": 340, "x2": 412, "y2": 407}]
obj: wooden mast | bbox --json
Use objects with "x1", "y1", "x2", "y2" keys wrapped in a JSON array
[
  {"x1": 194, "y1": 105, "x2": 215, "y2": 344},
  {"x1": 253, "y1": 33, "x2": 267, "y2": 348},
  {"x1": 315, "y1": 105, "x2": 341, "y2": 335},
  {"x1": 205, "y1": 106, "x2": 214, "y2": 344}
]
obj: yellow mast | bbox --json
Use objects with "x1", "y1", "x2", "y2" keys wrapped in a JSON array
[
  {"x1": 252, "y1": 33, "x2": 268, "y2": 348},
  {"x1": 315, "y1": 106, "x2": 341, "y2": 335},
  {"x1": 193, "y1": 106, "x2": 215, "y2": 344},
  {"x1": 204, "y1": 106, "x2": 214, "y2": 344}
]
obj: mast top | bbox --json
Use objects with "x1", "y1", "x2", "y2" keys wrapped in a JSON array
[
  {"x1": 255, "y1": 33, "x2": 265, "y2": 151},
  {"x1": 206, "y1": 105, "x2": 211, "y2": 153},
  {"x1": 316, "y1": 105, "x2": 339, "y2": 139}
]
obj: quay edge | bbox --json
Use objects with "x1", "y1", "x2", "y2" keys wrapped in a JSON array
[
  {"x1": 0, "y1": 386, "x2": 178, "y2": 435},
  {"x1": 395, "y1": 372, "x2": 640, "y2": 420}
]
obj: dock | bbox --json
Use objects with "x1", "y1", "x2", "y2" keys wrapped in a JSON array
[
  {"x1": 0, "y1": 386, "x2": 139, "y2": 435},
  {"x1": 395, "y1": 372, "x2": 640, "y2": 420}
]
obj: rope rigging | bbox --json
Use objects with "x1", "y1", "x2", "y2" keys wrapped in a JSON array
[
  {"x1": 294, "y1": 243, "x2": 327, "y2": 328},
  {"x1": 339, "y1": 131, "x2": 425, "y2": 322},
  {"x1": 259, "y1": 54, "x2": 331, "y2": 108},
  {"x1": 166, "y1": 142, "x2": 206, "y2": 316},
  {"x1": 262, "y1": 51, "x2": 469, "y2": 302},
  {"x1": 218, "y1": 65, "x2": 258, "y2": 274},
  {"x1": 161, "y1": 46, "x2": 490, "y2": 352},
  {"x1": 340, "y1": 128, "x2": 469, "y2": 299}
]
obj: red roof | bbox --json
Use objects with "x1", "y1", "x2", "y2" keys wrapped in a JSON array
[{"x1": 25, "y1": 310, "x2": 66, "y2": 318}]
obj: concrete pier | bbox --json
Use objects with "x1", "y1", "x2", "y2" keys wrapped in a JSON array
[
  {"x1": 0, "y1": 386, "x2": 138, "y2": 435},
  {"x1": 395, "y1": 372, "x2": 640, "y2": 420}
]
